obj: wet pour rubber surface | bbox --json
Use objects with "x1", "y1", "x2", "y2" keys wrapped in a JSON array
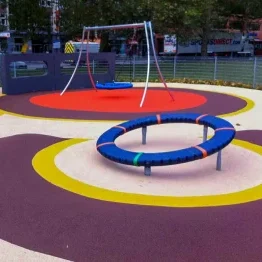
[
  {"x1": 0, "y1": 88, "x2": 247, "y2": 120},
  {"x1": 0, "y1": 131, "x2": 262, "y2": 261}
]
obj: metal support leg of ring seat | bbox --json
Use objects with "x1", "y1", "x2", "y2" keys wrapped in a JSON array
[
  {"x1": 144, "y1": 166, "x2": 151, "y2": 176},
  {"x1": 142, "y1": 126, "x2": 147, "y2": 145},
  {"x1": 216, "y1": 150, "x2": 222, "y2": 171},
  {"x1": 203, "y1": 125, "x2": 208, "y2": 142}
]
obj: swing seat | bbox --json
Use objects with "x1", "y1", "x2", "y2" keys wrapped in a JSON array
[{"x1": 95, "y1": 82, "x2": 133, "y2": 90}]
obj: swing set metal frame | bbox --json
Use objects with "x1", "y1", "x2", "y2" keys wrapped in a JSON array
[{"x1": 60, "y1": 21, "x2": 174, "y2": 107}]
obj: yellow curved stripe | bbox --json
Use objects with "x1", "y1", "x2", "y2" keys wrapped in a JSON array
[
  {"x1": 0, "y1": 92, "x2": 4, "y2": 116},
  {"x1": 0, "y1": 109, "x2": 119, "y2": 123},
  {"x1": 218, "y1": 93, "x2": 254, "y2": 118},
  {"x1": 0, "y1": 88, "x2": 254, "y2": 122},
  {"x1": 32, "y1": 138, "x2": 262, "y2": 208}
]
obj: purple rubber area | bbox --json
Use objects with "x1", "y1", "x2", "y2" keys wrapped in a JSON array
[
  {"x1": 0, "y1": 131, "x2": 262, "y2": 261},
  {"x1": 0, "y1": 88, "x2": 247, "y2": 120}
]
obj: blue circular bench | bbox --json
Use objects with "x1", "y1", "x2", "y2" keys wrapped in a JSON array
[{"x1": 96, "y1": 113, "x2": 236, "y2": 176}]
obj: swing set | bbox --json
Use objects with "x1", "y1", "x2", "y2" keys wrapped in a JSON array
[
  {"x1": 96, "y1": 27, "x2": 137, "y2": 90},
  {"x1": 60, "y1": 21, "x2": 174, "y2": 107}
]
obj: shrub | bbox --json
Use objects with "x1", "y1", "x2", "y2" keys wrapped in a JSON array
[
  {"x1": 119, "y1": 77, "x2": 261, "y2": 90},
  {"x1": 116, "y1": 76, "x2": 262, "y2": 90}
]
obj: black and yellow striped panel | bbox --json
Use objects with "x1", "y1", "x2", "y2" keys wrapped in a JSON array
[{"x1": 65, "y1": 42, "x2": 75, "y2": 53}]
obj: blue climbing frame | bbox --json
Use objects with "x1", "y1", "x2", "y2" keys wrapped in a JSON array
[{"x1": 96, "y1": 113, "x2": 236, "y2": 176}]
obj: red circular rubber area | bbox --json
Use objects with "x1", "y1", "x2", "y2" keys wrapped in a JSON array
[{"x1": 30, "y1": 89, "x2": 207, "y2": 113}]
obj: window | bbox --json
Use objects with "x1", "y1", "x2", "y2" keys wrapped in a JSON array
[
  {"x1": 248, "y1": 23, "x2": 260, "y2": 31},
  {"x1": 9, "y1": 61, "x2": 48, "y2": 78},
  {"x1": 40, "y1": 0, "x2": 52, "y2": 7},
  {"x1": 60, "y1": 60, "x2": 109, "y2": 75},
  {"x1": 0, "y1": 18, "x2": 6, "y2": 26},
  {"x1": 229, "y1": 21, "x2": 243, "y2": 30}
]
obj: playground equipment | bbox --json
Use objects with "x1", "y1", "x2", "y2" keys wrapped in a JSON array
[
  {"x1": 96, "y1": 113, "x2": 236, "y2": 176},
  {"x1": 60, "y1": 21, "x2": 174, "y2": 107},
  {"x1": 95, "y1": 81, "x2": 133, "y2": 90},
  {"x1": 95, "y1": 27, "x2": 137, "y2": 90}
]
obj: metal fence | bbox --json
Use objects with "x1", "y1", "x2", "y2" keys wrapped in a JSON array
[
  {"x1": 1, "y1": 54, "x2": 262, "y2": 89},
  {"x1": 115, "y1": 55, "x2": 262, "y2": 88}
]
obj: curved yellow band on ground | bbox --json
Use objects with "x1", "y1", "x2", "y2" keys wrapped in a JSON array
[
  {"x1": 218, "y1": 93, "x2": 254, "y2": 118},
  {"x1": 0, "y1": 89, "x2": 255, "y2": 122},
  {"x1": 32, "y1": 138, "x2": 262, "y2": 208},
  {"x1": 0, "y1": 93, "x2": 5, "y2": 116}
]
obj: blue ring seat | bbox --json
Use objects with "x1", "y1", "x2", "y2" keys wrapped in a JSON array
[
  {"x1": 96, "y1": 113, "x2": 236, "y2": 167},
  {"x1": 96, "y1": 82, "x2": 133, "y2": 90}
]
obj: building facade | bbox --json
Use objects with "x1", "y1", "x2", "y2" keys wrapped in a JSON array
[{"x1": 0, "y1": 0, "x2": 60, "y2": 53}]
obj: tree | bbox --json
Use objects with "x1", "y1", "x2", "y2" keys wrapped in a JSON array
[
  {"x1": 58, "y1": 0, "x2": 95, "y2": 39},
  {"x1": 153, "y1": 0, "x2": 262, "y2": 56},
  {"x1": 181, "y1": 0, "x2": 229, "y2": 56},
  {"x1": 152, "y1": 0, "x2": 230, "y2": 56},
  {"x1": 59, "y1": 0, "x2": 148, "y2": 51},
  {"x1": 225, "y1": 0, "x2": 262, "y2": 32},
  {"x1": 4, "y1": 0, "x2": 51, "y2": 42},
  {"x1": 93, "y1": 0, "x2": 149, "y2": 52}
]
